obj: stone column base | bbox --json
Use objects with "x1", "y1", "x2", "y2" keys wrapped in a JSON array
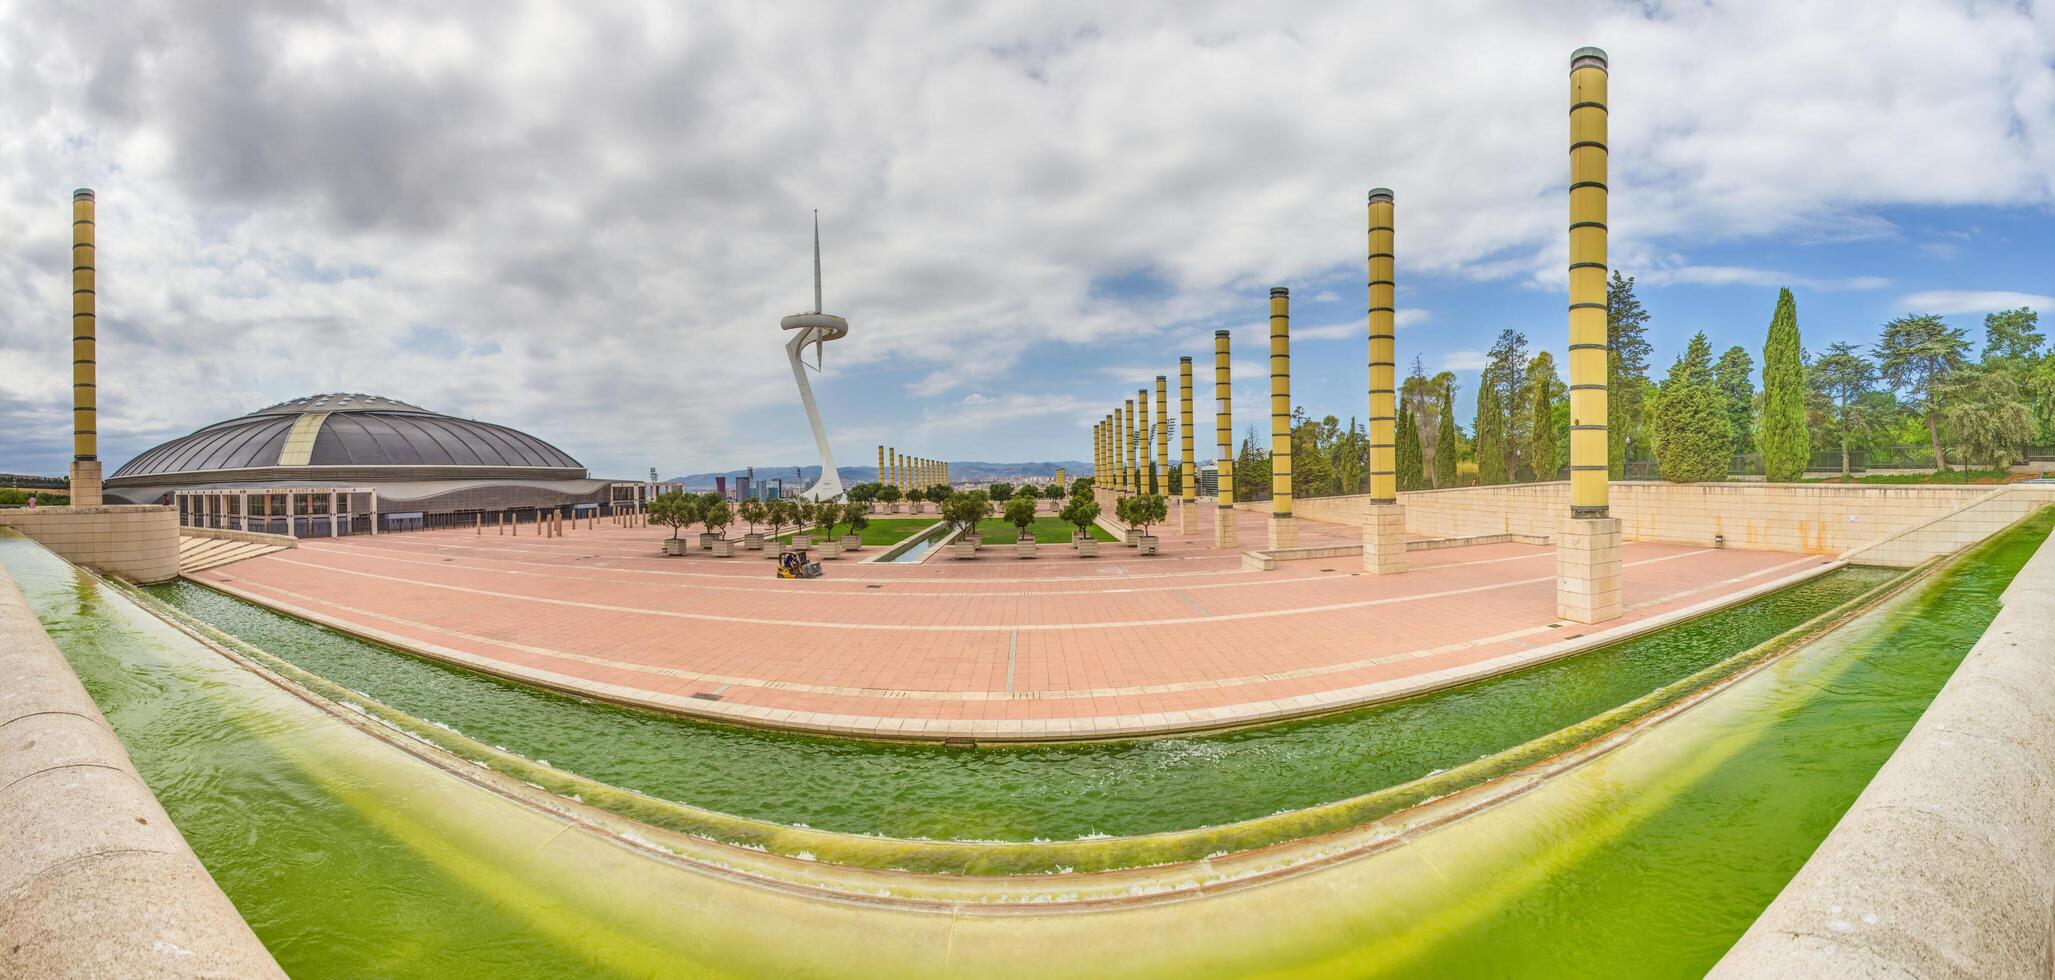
[
  {"x1": 1178, "y1": 499, "x2": 1197, "y2": 535},
  {"x1": 1362, "y1": 502, "x2": 1407, "y2": 575},
  {"x1": 1557, "y1": 515, "x2": 1623, "y2": 624},
  {"x1": 1268, "y1": 514, "x2": 1298, "y2": 550},
  {"x1": 1214, "y1": 504, "x2": 1239, "y2": 549},
  {"x1": 68, "y1": 460, "x2": 103, "y2": 508}
]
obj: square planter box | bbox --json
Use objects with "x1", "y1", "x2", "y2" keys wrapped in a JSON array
[
  {"x1": 950, "y1": 542, "x2": 978, "y2": 560},
  {"x1": 908, "y1": 503, "x2": 925, "y2": 514},
  {"x1": 790, "y1": 533, "x2": 813, "y2": 549},
  {"x1": 711, "y1": 539, "x2": 736, "y2": 558},
  {"x1": 1016, "y1": 540, "x2": 1037, "y2": 559},
  {"x1": 1136, "y1": 535, "x2": 1159, "y2": 555},
  {"x1": 743, "y1": 533, "x2": 765, "y2": 551},
  {"x1": 1124, "y1": 528, "x2": 1141, "y2": 546},
  {"x1": 818, "y1": 541, "x2": 844, "y2": 560},
  {"x1": 840, "y1": 534, "x2": 862, "y2": 551},
  {"x1": 698, "y1": 533, "x2": 718, "y2": 551},
  {"x1": 663, "y1": 538, "x2": 686, "y2": 556},
  {"x1": 885, "y1": 504, "x2": 901, "y2": 514},
  {"x1": 1074, "y1": 538, "x2": 1100, "y2": 558}
]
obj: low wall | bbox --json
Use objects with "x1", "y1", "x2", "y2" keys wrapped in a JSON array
[
  {"x1": 178, "y1": 525, "x2": 298, "y2": 549},
  {"x1": 1710, "y1": 516, "x2": 2055, "y2": 978},
  {"x1": 1285, "y1": 483, "x2": 2039, "y2": 560},
  {"x1": 0, "y1": 537, "x2": 283, "y2": 977},
  {"x1": 0, "y1": 505, "x2": 178, "y2": 583}
]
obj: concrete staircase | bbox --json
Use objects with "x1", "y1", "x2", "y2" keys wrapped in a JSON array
[{"x1": 178, "y1": 534, "x2": 290, "y2": 575}]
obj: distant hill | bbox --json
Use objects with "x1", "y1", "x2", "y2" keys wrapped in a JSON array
[
  {"x1": 668, "y1": 461, "x2": 1091, "y2": 491},
  {"x1": 1, "y1": 473, "x2": 67, "y2": 489}
]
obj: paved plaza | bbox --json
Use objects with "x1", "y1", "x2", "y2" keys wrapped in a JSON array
[{"x1": 191, "y1": 502, "x2": 1831, "y2": 740}]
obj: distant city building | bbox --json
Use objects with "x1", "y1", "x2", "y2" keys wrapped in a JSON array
[{"x1": 1197, "y1": 464, "x2": 1219, "y2": 497}]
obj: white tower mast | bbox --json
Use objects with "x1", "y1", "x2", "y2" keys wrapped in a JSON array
[{"x1": 781, "y1": 211, "x2": 849, "y2": 501}]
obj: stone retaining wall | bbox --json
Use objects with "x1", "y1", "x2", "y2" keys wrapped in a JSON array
[
  {"x1": 1709, "y1": 514, "x2": 2055, "y2": 978},
  {"x1": 0, "y1": 538, "x2": 283, "y2": 977},
  {"x1": 177, "y1": 525, "x2": 298, "y2": 549},
  {"x1": 0, "y1": 505, "x2": 178, "y2": 583}
]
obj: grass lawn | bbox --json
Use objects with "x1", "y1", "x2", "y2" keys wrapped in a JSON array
[
  {"x1": 976, "y1": 516, "x2": 1116, "y2": 544},
  {"x1": 1800, "y1": 469, "x2": 2027, "y2": 486},
  {"x1": 772, "y1": 517, "x2": 939, "y2": 546}
]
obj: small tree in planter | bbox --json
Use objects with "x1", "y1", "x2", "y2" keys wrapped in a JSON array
[
  {"x1": 987, "y1": 482, "x2": 1015, "y2": 507},
  {"x1": 764, "y1": 499, "x2": 792, "y2": 557},
  {"x1": 649, "y1": 491, "x2": 697, "y2": 556},
  {"x1": 1126, "y1": 494, "x2": 1168, "y2": 554},
  {"x1": 738, "y1": 498, "x2": 767, "y2": 550},
  {"x1": 1113, "y1": 495, "x2": 1141, "y2": 546},
  {"x1": 878, "y1": 484, "x2": 903, "y2": 513},
  {"x1": 1004, "y1": 494, "x2": 1040, "y2": 558},
  {"x1": 695, "y1": 493, "x2": 725, "y2": 549},
  {"x1": 943, "y1": 490, "x2": 989, "y2": 559},
  {"x1": 702, "y1": 499, "x2": 736, "y2": 556},
  {"x1": 814, "y1": 502, "x2": 845, "y2": 558},
  {"x1": 840, "y1": 501, "x2": 869, "y2": 550},
  {"x1": 1061, "y1": 495, "x2": 1101, "y2": 557},
  {"x1": 790, "y1": 499, "x2": 816, "y2": 548}
]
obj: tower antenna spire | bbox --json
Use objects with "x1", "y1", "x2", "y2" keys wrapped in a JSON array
[{"x1": 812, "y1": 210, "x2": 822, "y2": 314}]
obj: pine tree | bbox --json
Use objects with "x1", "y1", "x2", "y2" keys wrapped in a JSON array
[
  {"x1": 1527, "y1": 350, "x2": 1561, "y2": 481},
  {"x1": 1475, "y1": 381, "x2": 1506, "y2": 485},
  {"x1": 1713, "y1": 345, "x2": 1757, "y2": 455},
  {"x1": 1435, "y1": 393, "x2": 1459, "y2": 489},
  {"x1": 1654, "y1": 333, "x2": 1732, "y2": 483},
  {"x1": 1485, "y1": 330, "x2": 1529, "y2": 479},
  {"x1": 1760, "y1": 288, "x2": 1809, "y2": 481},
  {"x1": 1606, "y1": 272, "x2": 1654, "y2": 477},
  {"x1": 1395, "y1": 400, "x2": 1423, "y2": 491}
]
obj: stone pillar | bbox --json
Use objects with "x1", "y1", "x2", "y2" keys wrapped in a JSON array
[
  {"x1": 1363, "y1": 187, "x2": 1407, "y2": 574},
  {"x1": 1135, "y1": 387, "x2": 1150, "y2": 495},
  {"x1": 1267, "y1": 287, "x2": 1296, "y2": 549},
  {"x1": 1178, "y1": 356, "x2": 1197, "y2": 535},
  {"x1": 1560, "y1": 46, "x2": 1623, "y2": 623},
  {"x1": 1213, "y1": 329, "x2": 1237, "y2": 549},
  {"x1": 1154, "y1": 375, "x2": 1169, "y2": 504},
  {"x1": 1120, "y1": 400, "x2": 1133, "y2": 494},
  {"x1": 68, "y1": 188, "x2": 102, "y2": 506}
]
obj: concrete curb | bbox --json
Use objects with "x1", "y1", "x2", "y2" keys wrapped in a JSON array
[{"x1": 0, "y1": 534, "x2": 283, "y2": 978}]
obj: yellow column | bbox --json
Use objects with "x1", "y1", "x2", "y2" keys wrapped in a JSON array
[
  {"x1": 1178, "y1": 356, "x2": 1197, "y2": 534},
  {"x1": 1363, "y1": 188, "x2": 1407, "y2": 573},
  {"x1": 877, "y1": 446, "x2": 885, "y2": 490},
  {"x1": 1121, "y1": 400, "x2": 1134, "y2": 493},
  {"x1": 1153, "y1": 375, "x2": 1169, "y2": 500},
  {"x1": 1561, "y1": 45, "x2": 1623, "y2": 623},
  {"x1": 1214, "y1": 329, "x2": 1237, "y2": 548},
  {"x1": 69, "y1": 188, "x2": 102, "y2": 506},
  {"x1": 1135, "y1": 387, "x2": 1150, "y2": 495},
  {"x1": 1268, "y1": 287, "x2": 1296, "y2": 548}
]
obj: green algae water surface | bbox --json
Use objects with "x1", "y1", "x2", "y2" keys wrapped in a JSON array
[{"x1": 147, "y1": 566, "x2": 1891, "y2": 841}]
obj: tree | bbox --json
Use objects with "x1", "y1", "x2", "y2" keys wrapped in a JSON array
[
  {"x1": 1809, "y1": 342, "x2": 1879, "y2": 477},
  {"x1": 1653, "y1": 332, "x2": 1732, "y2": 483},
  {"x1": 1401, "y1": 359, "x2": 1455, "y2": 486},
  {"x1": 987, "y1": 482, "x2": 1015, "y2": 504},
  {"x1": 1233, "y1": 425, "x2": 1269, "y2": 501},
  {"x1": 846, "y1": 482, "x2": 879, "y2": 506},
  {"x1": 765, "y1": 498, "x2": 793, "y2": 539},
  {"x1": 878, "y1": 484, "x2": 902, "y2": 506},
  {"x1": 1117, "y1": 493, "x2": 1168, "y2": 539},
  {"x1": 943, "y1": 490, "x2": 990, "y2": 537},
  {"x1": 840, "y1": 501, "x2": 870, "y2": 539},
  {"x1": 1484, "y1": 330, "x2": 1530, "y2": 480},
  {"x1": 1983, "y1": 307, "x2": 2044, "y2": 362},
  {"x1": 1071, "y1": 476, "x2": 1094, "y2": 497},
  {"x1": 1759, "y1": 288, "x2": 1808, "y2": 481},
  {"x1": 1059, "y1": 494, "x2": 1100, "y2": 539},
  {"x1": 1474, "y1": 381, "x2": 1506, "y2": 485},
  {"x1": 1395, "y1": 398, "x2": 1423, "y2": 491},
  {"x1": 1526, "y1": 351, "x2": 1562, "y2": 482},
  {"x1": 647, "y1": 491, "x2": 698, "y2": 540},
  {"x1": 813, "y1": 500, "x2": 842, "y2": 539},
  {"x1": 1941, "y1": 368, "x2": 2035, "y2": 470},
  {"x1": 1876, "y1": 313, "x2": 1971, "y2": 471},
  {"x1": 1003, "y1": 495, "x2": 1039, "y2": 540},
  {"x1": 702, "y1": 498, "x2": 733, "y2": 539},
  {"x1": 737, "y1": 498, "x2": 766, "y2": 535},
  {"x1": 1607, "y1": 271, "x2": 1655, "y2": 476},
  {"x1": 1435, "y1": 395, "x2": 1459, "y2": 489},
  {"x1": 1713, "y1": 345, "x2": 1758, "y2": 455}
]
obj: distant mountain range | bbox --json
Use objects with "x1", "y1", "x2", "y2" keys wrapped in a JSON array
[{"x1": 667, "y1": 461, "x2": 1091, "y2": 490}]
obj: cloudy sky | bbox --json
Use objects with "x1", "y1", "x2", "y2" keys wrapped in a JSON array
[{"x1": 1, "y1": 1, "x2": 2051, "y2": 479}]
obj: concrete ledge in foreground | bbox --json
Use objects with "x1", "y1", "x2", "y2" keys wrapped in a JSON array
[{"x1": 1709, "y1": 520, "x2": 2055, "y2": 979}]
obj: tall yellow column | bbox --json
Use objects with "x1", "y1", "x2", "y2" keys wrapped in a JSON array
[
  {"x1": 69, "y1": 188, "x2": 102, "y2": 506},
  {"x1": 877, "y1": 445, "x2": 885, "y2": 491},
  {"x1": 1135, "y1": 387, "x2": 1150, "y2": 495},
  {"x1": 1268, "y1": 287, "x2": 1296, "y2": 548},
  {"x1": 1560, "y1": 46, "x2": 1623, "y2": 624},
  {"x1": 1153, "y1": 375, "x2": 1169, "y2": 501},
  {"x1": 1363, "y1": 187, "x2": 1406, "y2": 573},
  {"x1": 1178, "y1": 356, "x2": 1197, "y2": 534},
  {"x1": 1213, "y1": 329, "x2": 1237, "y2": 548},
  {"x1": 1117, "y1": 403, "x2": 1131, "y2": 493}
]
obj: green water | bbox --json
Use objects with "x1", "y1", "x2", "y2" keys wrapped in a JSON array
[
  {"x1": 144, "y1": 565, "x2": 1893, "y2": 842},
  {"x1": 4, "y1": 511, "x2": 2047, "y2": 978}
]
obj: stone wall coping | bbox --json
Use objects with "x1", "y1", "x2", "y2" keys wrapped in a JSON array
[
  {"x1": 0, "y1": 534, "x2": 284, "y2": 977},
  {"x1": 178, "y1": 526, "x2": 299, "y2": 549},
  {"x1": 1709, "y1": 517, "x2": 2055, "y2": 978}
]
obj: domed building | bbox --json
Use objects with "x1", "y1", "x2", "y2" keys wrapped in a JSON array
[{"x1": 106, "y1": 394, "x2": 635, "y2": 534}]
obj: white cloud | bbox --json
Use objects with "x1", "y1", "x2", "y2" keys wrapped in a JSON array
[
  {"x1": 1639, "y1": 266, "x2": 1891, "y2": 291},
  {"x1": 1896, "y1": 290, "x2": 2055, "y2": 315},
  {"x1": 1441, "y1": 350, "x2": 1489, "y2": 371}
]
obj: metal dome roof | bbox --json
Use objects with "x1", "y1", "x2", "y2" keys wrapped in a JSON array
[{"x1": 110, "y1": 394, "x2": 583, "y2": 480}]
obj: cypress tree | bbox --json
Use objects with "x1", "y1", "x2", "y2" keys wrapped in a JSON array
[
  {"x1": 1760, "y1": 288, "x2": 1809, "y2": 481},
  {"x1": 1528, "y1": 351, "x2": 1560, "y2": 481},
  {"x1": 1475, "y1": 380, "x2": 1506, "y2": 485},
  {"x1": 1395, "y1": 400, "x2": 1423, "y2": 491},
  {"x1": 1654, "y1": 333, "x2": 1732, "y2": 483},
  {"x1": 1606, "y1": 272, "x2": 1654, "y2": 478},
  {"x1": 1713, "y1": 345, "x2": 1757, "y2": 455},
  {"x1": 1435, "y1": 394, "x2": 1459, "y2": 489}
]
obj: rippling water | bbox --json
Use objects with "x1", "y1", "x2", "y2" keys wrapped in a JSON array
[{"x1": 146, "y1": 564, "x2": 1895, "y2": 840}]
